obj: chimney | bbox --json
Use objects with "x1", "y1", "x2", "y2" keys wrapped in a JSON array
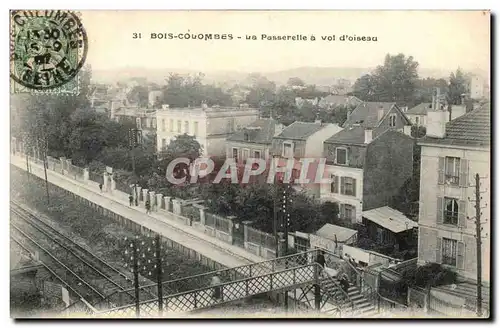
[
  {"x1": 427, "y1": 110, "x2": 448, "y2": 138},
  {"x1": 403, "y1": 125, "x2": 412, "y2": 136},
  {"x1": 377, "y1": 109, "x2": 384, "y2": 121},
  {"x1": 364, "y1": 129, "x2": 373, "y2": 144}
]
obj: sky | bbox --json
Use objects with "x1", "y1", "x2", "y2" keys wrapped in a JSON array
[{"x1": 81, "y1": 10, "x2": 490, "y2": 74}]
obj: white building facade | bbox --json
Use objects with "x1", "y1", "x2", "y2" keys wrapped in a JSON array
[
  {"x1": 156, "y1": 104, "x2": 259, "y2": 157},
  {"x1": 417, "y1": 106, "x2": 490, "y2": 284}
]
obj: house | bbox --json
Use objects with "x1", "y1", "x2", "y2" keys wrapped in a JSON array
[
  {"x1": 226, "y1": 118, "x2": 284, "y2": 162},
  {"x1": 321, "y1": 125, "x2": 414, "y2": 224},
  {"x1": 295, "y1": 97, "x2": 319, "y2": 108},
  {"x1": 406, "y1": 103, "x2": 432, "y2": 127},
  {"x1": 112, "y1": 107, "x2": 157, "y2": 141},
  {"x1": 361, "y1": 206, "x2": 418, "y2": 252},
  {"x1": 318, "y1": 95, "x2": 363, "y2": 110},
  {"x1": 271, "y1": 121, "x2": 343, "y2": 197},
  {"x1": 417, "y1": 104, "x2": 490, "y2": 287},
  {"x1": 156, "y1": 104, "x2": 259, "y2": 157},
  {"x1": 309, "y1": 223, "x2": 358, "y2": 254},
  {"x1": 343, "y1": 102, "x2": 412, "y2": 135},
  {"x1": 406, "y1": 100, "x2": 467, "y2": 129}
]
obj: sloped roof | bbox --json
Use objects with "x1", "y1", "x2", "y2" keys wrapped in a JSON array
[
  {"x1": 406, "y1": 103, "x2": 432, "y2": 115},
  {"x1": 343, "y1": 102, "x2": 397, "y2": 128},
  {"x1": 362, "y1": 206, "x2": 418, "y2": 233},
  {"x1": 421, "y1": 103, "x2": 491, "y2": 148},
  {"x1": 227, "y1": 119, "x2": 277, "y2": 144},
  {"x1": 275, "y1": 121, "x2": 326, "y2": 140},
  {"x1": 315, "y1": 223, "x2": 357, "y2": 243},
  {"x1": 325, "y1": 126, "x2": 367, "y2": 145}
]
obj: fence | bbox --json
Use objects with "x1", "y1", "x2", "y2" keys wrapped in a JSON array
[
  {"x1": 180, "y1": 204, "x2": 201, "y2": 222},
  {"x1": 205, "y1": 212, "x2": 231, "y2": 234},
  {"x1": 246, "y1": 226, "x2": 276, "y2": 251},
  {"x1": 408, "y1": 286, "x2": 427, "y2": 309}
]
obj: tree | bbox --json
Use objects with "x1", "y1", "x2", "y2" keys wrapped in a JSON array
[
  {"x1": 352, "y1": 53, "x2": 419, "y2": 105},
  {"x1": 413, "y1": 77, "x2": 449, "y2": 105},
  {"x1": 448, "y1": 68, "x2": 469, "y2": 105},
  {"x1": 352, "y1": 74, "x2": 377, "y2": 101},
  {"x1": 245, "y1": 73, "x2": 276, "y2": 108},
  {"x1": 287, "y1": 77, "x2": 305, "y2": 87}
]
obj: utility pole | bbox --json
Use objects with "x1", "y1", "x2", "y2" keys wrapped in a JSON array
[
  {"x1": 132, "y1": 238, "x2": 141, "y2": 317},
  {"x1": 474, "y1": 173, "x2": 483, "y2": 317},
  {"x1": 155, "y1": 233, "x2": 164, "y2": 316},
  {"x1": 129, "y1": 128, "x2": 140, "y2": 206},
  {"x1": 468, "y1": 173, "x2": 489, "y2": 317},
  {"x1": 42, "y1": 136, "x2": 50, "y2": 205},
  {"x1": 282, "y1": 183, "x2": 292, "y2": 311}
]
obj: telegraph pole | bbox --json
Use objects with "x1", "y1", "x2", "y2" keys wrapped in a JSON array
[
  {"x1": 474, "y1": 173, "x2": 482, "y2": 317},
  {"x1": 155, "y1": 233, "x2": 164, "y2": 316},
  {"x1": 132, "y1": 238, "x2": 141, "y2": 317},
  {"x1": 468, "y1": 173, "x2": 489, "y2": 317},
  {"x1": 42, "y1": 136, "x2": 50, "y2": 205},
  {"x1": 129, "y1": 128, "x2": 140, "y2": 206}
]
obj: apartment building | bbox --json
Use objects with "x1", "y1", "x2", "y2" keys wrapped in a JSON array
[
  {"x1": 156, "y1": 104, "x2": 259, "y2": 157},
  {"x1": 321, "y1": 126, "x2": 414, "y2": 224},
  {"x1": 417, "y1": 104, "x2": 491, "y2": 285}
]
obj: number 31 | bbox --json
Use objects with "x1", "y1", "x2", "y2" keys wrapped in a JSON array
[{"x1": 133, "y1": 33, "x2": 142, "y2": 39}]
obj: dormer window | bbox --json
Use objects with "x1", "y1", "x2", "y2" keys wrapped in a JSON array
[
  {"x1": 389, "y1": 114, "x2": 397, "y2": 127},
  {"x1": 244, "y1": 132, "x2": 250, "y2": 142},
  {"x1": 335, "y1": 147, "x2": 348, "y2": 165}
]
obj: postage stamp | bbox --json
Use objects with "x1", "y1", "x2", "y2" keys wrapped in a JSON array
[{"x1": 9, "y1": 10, "x2": 88, "y2": 95}]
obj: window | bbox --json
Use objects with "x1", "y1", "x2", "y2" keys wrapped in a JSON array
[
  {"x1": 295, "y1": 237, "x2": 310, "y2": 253},
  {"x1": 152, "y1": 118, "x2": 157, "y2": 129},
  {"x1": 442, "y1": 238, "x2": 458, "y2": 266},
  {"x1": 244, "y1": 132, "x2": 250, "y2": 141},
  {"x1": 340, "y1": 177, "x2": 356, "y2": 196},
  {"x1": 445, "y1": 157, "x2": 460, "y2": 185},
  {"x1": 330, "y1": 175, "x2": 338, "y2": 193},
  {"x1": 194, "y1": 121, "x2": 199, "y2": 136},
  {"x1": 177, "y1": 120, "x2": 181, "y2": 133},
  {"x1": 242, "y1": 149, "x2": 250, "y2": 161},
  {"x1": 283, "y1": 142, "x2": 294, "y2": 158},
  {"x1": 335, "y1": 148, "x2": 347, "y2": 165},
  {"x1": 232, "y1": 148, "x2": 239, "y2": 160},
  {"x1": 161, "y1": 119, "x2": 166, "y2": 132},
  {"x1": 184, "y1": 121, "x2": 189, "y2": 134},
  {"x1": 344, "y1": 204, "x2": 355, "y2": 221},
  {"x1": 136, "y1": 118, "x2": 141, "y2": 129},
  {"x1": 227, "y1": 118, "x2": 235, "y2": 133},
  {"x1": 254, "y1": 150, "x2": 261, "y2": 159},
  {"x1": 161, "y1": 138, "x2": 167, "y2": 150},
  {"x1": 444, "y1": 197, "x2": 459, "y2": 225},
  {"x1": 389, "y1": 114, "x2": 397, "y2": 127},
  {"x1": 415, "y1": 116, "x2": 420, "y2": 125},
  {"x1": 169, "y1": 119, "x2": 174, "y2": 132}
]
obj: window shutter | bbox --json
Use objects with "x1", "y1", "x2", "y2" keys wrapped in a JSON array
[
  {"x1": 335, "y1": 176, "x2": 339, "y2": 193},
  {"x1": 352, "y1": 206, "x2": 357, "y2": 223},
  {"x1": 458, "y1": 200, "x2": 467, "y2": 228},
  {"x1": 438, "y1": 157, "x2": 445, "y2": 185},
  {"x1": 352, "y1": 178, "x2": 357, "y2": 197},
  {"x1": 436, "y1": 237, "x2": 442, "y2": 264},
  {"x1": 436, "y1": 197, "x2": 444, "y2": 225},
  {"x1": 457, "y1": 241, "x2": 465, "y2": 269},
  {"x1": 340, "y1": 204, "x2": 345, "y2": 220},
  {"x1": 340, "y1": 177, "x2": 346, "y2": 194},
  {"x1": 330, "y1": 175, "x2": 338, "y2": 193},
  {"x1": 459, "y1": 159, "x2": 469, "y2": 188}
]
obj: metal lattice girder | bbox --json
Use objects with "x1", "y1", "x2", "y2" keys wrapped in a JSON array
[
  {"x1": 97, "y1": 264, "x2": 316, "y2": 317},
  {"x1": 103, "y1": 249, "x2": 324, "y2": 307}
]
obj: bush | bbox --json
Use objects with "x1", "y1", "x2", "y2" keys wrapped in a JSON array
[{"x1": 402, "y1": 262, "x2": 458, "y2": 288}]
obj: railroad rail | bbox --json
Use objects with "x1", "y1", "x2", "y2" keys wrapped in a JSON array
[{"x1": 10, "y1": 200, "x2": 156, "y2": 309}]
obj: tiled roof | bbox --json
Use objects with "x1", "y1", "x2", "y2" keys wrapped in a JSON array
[
  {"x1": 325, "y1": 126, "x2": 367, "y2": 145},
  {"x1": 343, "y1": 102, "x2": 397, "y2": 128},
  {"x1": 362, "y1": 206, "x2": 418, "y2": 233},
  {"x1": 227, "y1": 119, "x2": 277, "y2": 144},
  {"x1": 421, "y1": 103, "x2": 491, "y2": 148},
  {"x1": 406, "y1": 103, "x2": 432, "y2": 115},
  {"x1": 275, "y1": 121, "x2": 326, "y2": 140},
  {"x1": 315, "y1": 224, "x2": 357, "y2": 243}
]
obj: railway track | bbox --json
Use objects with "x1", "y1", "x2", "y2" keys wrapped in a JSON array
[{"x1": 10, "y1": 200, "x2": 156, "y2": 310}]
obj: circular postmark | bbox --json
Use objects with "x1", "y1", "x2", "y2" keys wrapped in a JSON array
[{"x1": 10, "y1": 10, "x2": 88, "y2": 90}]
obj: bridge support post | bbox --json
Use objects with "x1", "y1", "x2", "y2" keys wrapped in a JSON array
[{"x1": 314, "y1": 284, "x2": 321, "y2": 311}]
